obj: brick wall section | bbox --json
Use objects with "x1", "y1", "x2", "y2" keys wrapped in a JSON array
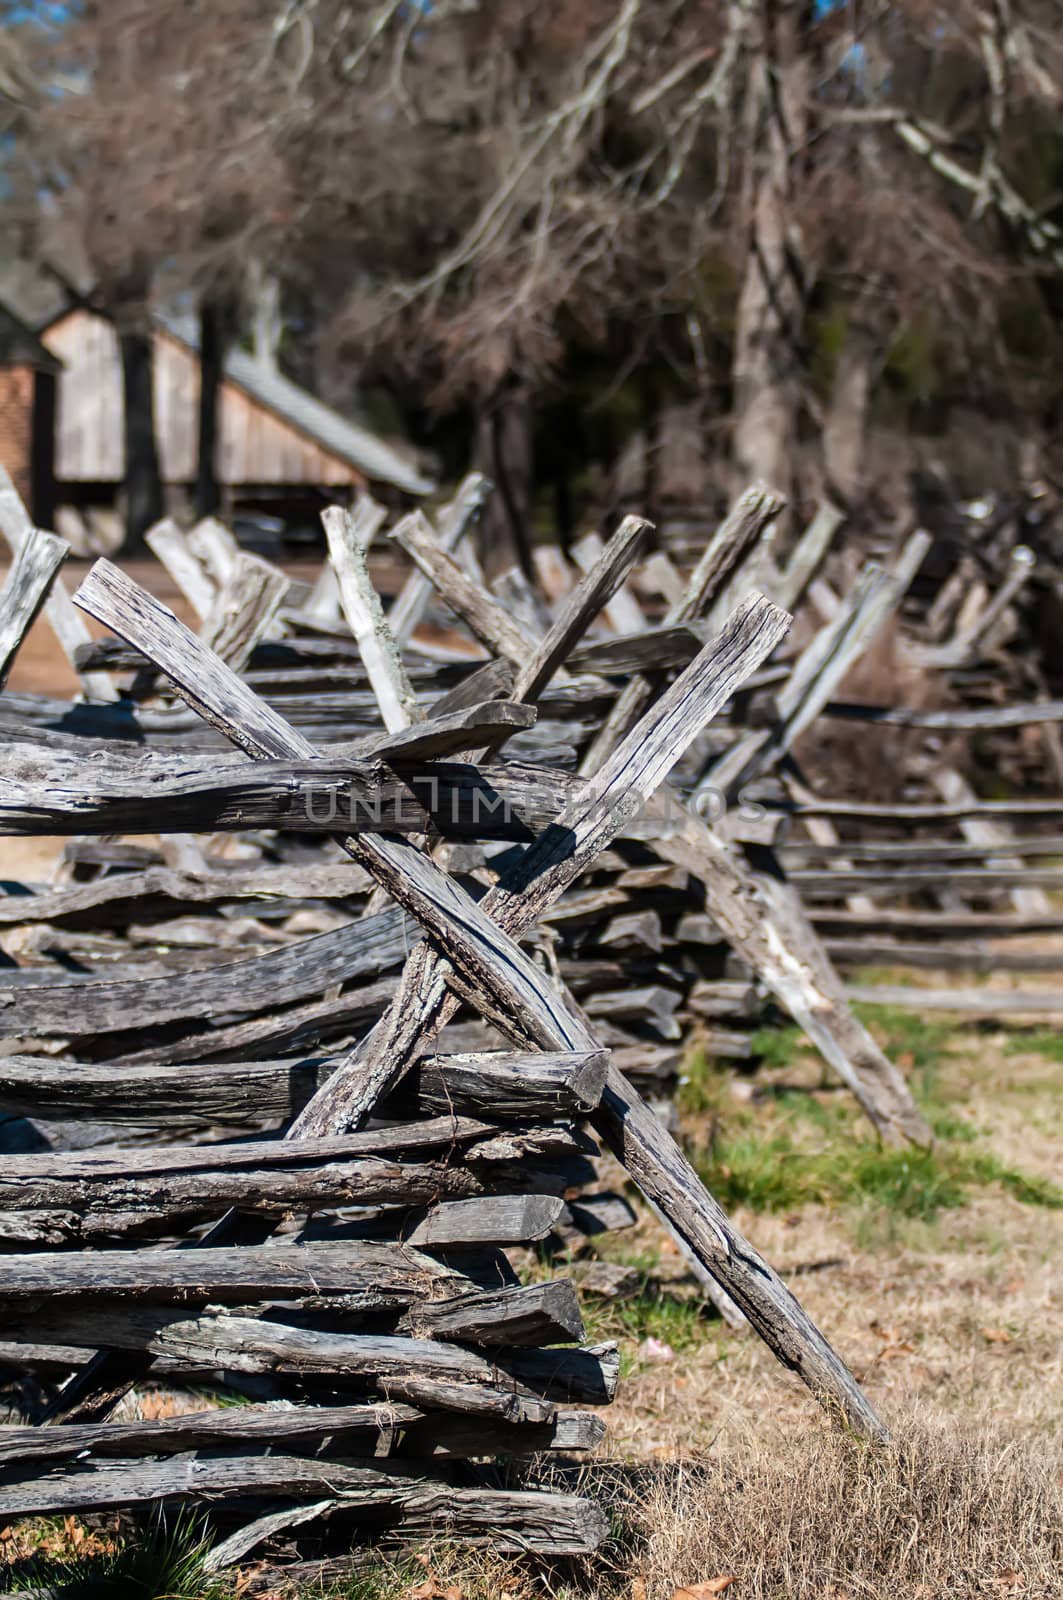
[{"x1": 0, "y1": 365, "x2": 35, "y2": 510}]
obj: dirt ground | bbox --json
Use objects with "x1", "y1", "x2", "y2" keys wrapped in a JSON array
[{"x1": 1, "y1": 559, "x2": 193, "y2": 700}]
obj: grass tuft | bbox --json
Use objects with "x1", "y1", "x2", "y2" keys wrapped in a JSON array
[
  {"x1": 675, "y1": 1043, "x2": 731, "y2": 1117},
  {"x1": 585, "y1": 1411, "x2": 1063, "y2": 1600},
  {"x1": 6, "y1": 1509, "x2": 221, "y2": 1599}
]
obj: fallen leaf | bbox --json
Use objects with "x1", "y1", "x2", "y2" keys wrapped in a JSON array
[
  {"x1": 233, "y1": 1563, "x2": 270, "y2": 1597},
  {"x1": 138, "y1": 1389, "x2": 180, "y2": 1420},
  {"x1": 631, "y1": 1580, "x2": 648, "y2": 1600},
  {"x1": 992, "y1": 1572, "x2": 1025, "y2": 1589},
  {"x1": 897, "y1": 1050, "x2": 915, "y2": 1072},
  {"x1": 877, "y1": 1340, "x2": 914, "y2": 1359},
  {"x1": 981, "y1": 1327, "x2": 1012, "y2": 1344},
  {"x1": 672, "y1": 1579, "x2": 736, "y2": 1598}
]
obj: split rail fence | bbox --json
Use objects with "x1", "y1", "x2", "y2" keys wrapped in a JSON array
[{"x1": 0, "y1": 462, "x2": 1057, "y2": 1569}]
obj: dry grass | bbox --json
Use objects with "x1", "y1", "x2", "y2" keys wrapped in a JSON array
[{"x1": 579, "y1": 1411, "x2": 1063, "y2": 1600}]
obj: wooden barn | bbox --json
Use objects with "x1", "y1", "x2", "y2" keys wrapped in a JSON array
[
  {"x1": 0, "y1": 295, "x2": 434, "y2": 535},
  {"x1": 0, "y1": 305, "x2": 61, "y2": 531}
]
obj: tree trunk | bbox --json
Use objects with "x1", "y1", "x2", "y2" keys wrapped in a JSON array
[
  {"x1": 118, "y1": 319, "x2": 164, "y2": 549},
  {"x1": 474, "y1": 381, "x2": 534, "y2": 579},
  {"x1": 248, "y1": 261, "x2": 282, "y2": 372},
  {"x1": 823, "y1": 316, "x2": 879, "y2": 509},
  {"x1": 195, "y1": 299, "x2": 231, "y2": 519},
  {"x1": 732, "y1": 4, "x2": 809, "y2": 513}
]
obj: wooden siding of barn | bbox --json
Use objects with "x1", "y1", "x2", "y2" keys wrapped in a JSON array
[{"x1": 41, "y1": 310, "x2": 362, "y2": 488}]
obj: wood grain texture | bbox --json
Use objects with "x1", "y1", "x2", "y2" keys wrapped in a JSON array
[
  {"x1": 390, "y1": 510, "x2": 529, "y2": 662},
  {"x1": 0, "y1": 1239, "x2": 468, "y2": 1303},
  {"x1": 0, "y1": 465, "x2": 117, "y2": 701},
  {"x1": 579, "y1": 484, "x2": 784, "y2": 774},
  {"x1": 512, "y1": 515, "x2": 652, "y2": 703},
  {"x1": 0, "y1": 747, "x2": 574, "y2": 840},
  {"x1": 0, "y1": 1310, "x2": 618, "y2": 1410},
  {"x1": 0, "y1": 528, "x2": 69, "y2": 691},
  {"x1": 0, "y1": 1454, "x2": 609, "y2": 1553},
  {"x1": 0, "y1": 860, "x2": 372, "y2": 927},
  {"x1": 290, "y1": 594, "x2": 790, "y2": 1137},
  {"x1": 0, "y1": 1402, "x2": 604, "y2": 1466},
  {"x1": 200, "y1": 550, "x2": 289, "y2": 670},
  {"x1": 323, "y1": 499, "x2": 419, "y2": 732},
  {"x1": 145, "y1": 518, "x2": 215, "y2": 619},
  {"x1": 0, "y1": 908, "x2": 410, "y2": 1035},
  {"x1": 61, "y1": 551, "x2": 886, "y2": 1446},
  {"x1": 0, "y1": 1049, "x2": 607, "y2": 1129},
  {"x1": 388, "y1": 473, "x2": 489, "y2": 645}
]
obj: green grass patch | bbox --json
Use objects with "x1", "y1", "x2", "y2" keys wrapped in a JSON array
[
  {"x1": 838, "y1": 1144, "x2": 970, "y2": 1217},
  {"x1": 581, "y1": 1276, "x2": 726, "y2": 1372},
  {"x1": 962, "y1": 1150, "x2": 1063, "y2": 1208},
  {"x1": 1003, "y1": 1028, "x2": 1063, "y2": 1064},
  {"x1": 771, "y1": 1086, "x2": 849, "y2": 1132},
  {"x1": 589, "y1": 1239, "x2": 665, "y2": 1276},
  {"x1": 676, "y1": 1043, "x2": 732, "y2": 1116},
  {"x1": 695, "y1": 1125, "x2": 1062, "y2": 1226},
  {"x1": 748, "y1": 1023, "x2": 807, "y2": 1071},
  {"x1": 681, "y1": 1009, "x2": 1060, "y2": 1241},
  {"x1": 610, "y1": 1288, "x2": 713, "y2": 1354}
]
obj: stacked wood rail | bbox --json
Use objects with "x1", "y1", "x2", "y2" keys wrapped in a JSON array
[{"x1": 0, "y1": 459, "x2": 1058, "y2": 1566}]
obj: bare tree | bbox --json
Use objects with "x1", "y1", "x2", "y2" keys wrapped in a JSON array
[{"x1": 6, "y1": 1, "x2": 1063, "y2": 540}]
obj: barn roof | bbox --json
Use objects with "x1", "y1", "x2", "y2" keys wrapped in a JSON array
[
  {"x1": 0, "y1": 302, "x2": 61, "y2": 372},
  {"x1": 0, "y1": 252, "x2": 78, "y2": 334},
  {"x1": 161, "y1": 315, "x2": 436, "y2": 496}
]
